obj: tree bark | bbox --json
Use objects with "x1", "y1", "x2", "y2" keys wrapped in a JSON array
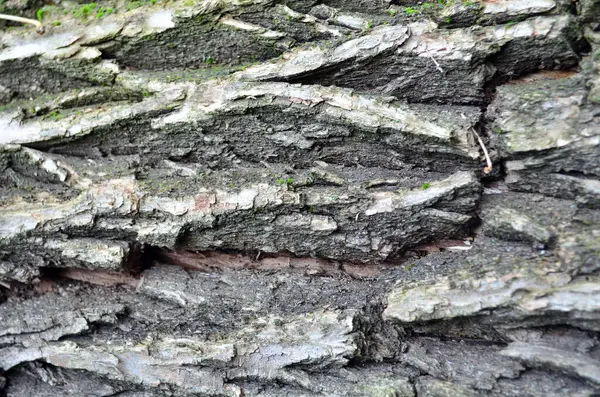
[{"x1": 1, "y1": 0, "x2": 599, "y2": 395}]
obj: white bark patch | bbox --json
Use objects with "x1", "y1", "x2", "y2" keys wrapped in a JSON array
[{"x1": 146, "y1": 10, "x2": 175, "y2": 31}]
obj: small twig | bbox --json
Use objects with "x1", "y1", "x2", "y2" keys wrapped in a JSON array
[
  {"x1": 135, "y1": 274, "x2": 145, "y2": 292},
  {"x1": 471, "y1": 128, "x2": 493, "y2": 174},
  {"x1": 407, "y1": 24, "x2": 443, "y2": 75},
  {"x1": 424, "y1": 46, "x2": 444, "y2": 74},
  {"x1": 0, "y1": 13, "x2": 45, "y2": 34}
]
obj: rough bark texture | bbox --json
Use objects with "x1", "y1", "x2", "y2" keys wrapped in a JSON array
[{"x1": 0, "y1": 0, "x2": 599, "y2": 395}]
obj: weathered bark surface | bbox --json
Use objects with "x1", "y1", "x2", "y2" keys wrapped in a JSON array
[{"x1": 1, "y1": 0, "x2": 599, "y2": 395}]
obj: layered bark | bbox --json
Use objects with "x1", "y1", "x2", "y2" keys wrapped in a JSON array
[{"x1": 1, "y1": 0, "x2": 599, "y2": 395}]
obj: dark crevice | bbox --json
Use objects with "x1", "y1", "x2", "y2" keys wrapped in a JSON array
[
  {"x1": 554, "y1": 169, "x2": 600, "y2": 179},
  {"x1": 145, "y1": 245, "x2": 390, "y2": 278}
]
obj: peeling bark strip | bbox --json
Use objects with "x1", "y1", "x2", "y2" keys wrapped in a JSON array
[
  {"x1": 236, "y1": 15, "x2": 585, "y2": 104},
  {"x1": 1, "y1": 0, "x2": 600, "y2": 395},
  {"x1": 0, "y1": 151, "x2": 481, "y2": 267}
]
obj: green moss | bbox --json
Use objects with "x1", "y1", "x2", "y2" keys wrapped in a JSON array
[
  {"x1": 278, "y1": 177, "x2": 294, "y2": 186},
  {"x1": 36, "y1": 8, "x2": 46, "y2": 21},
  {"x1": 126, "y1": 0, "x2": 156, "y2": 11},
  {"x1": 139, "y1": 178, "x2": 189, "y2": 194},
  {"x1": 53, "y1": 20, "x2": 61, "y2": 26},
  {"x1": 405, "y1": 7, "x2": 419, "y2": 15},
  {"x1": 96, "y1": 6, "x2": 114, "y2": 18},
  {"x1": 421, "y1": 183, "x2": 431, "y2": 190},
  {"x1": 125, "y1": 0, "x2": 155, "y2": 11},
  {"x1": 386, "y1": 8, "x2": 398, "y2": 16},
  {"x1": 74, "y1": 3, "x2": 97, "y2": 19},
  {"x1": 238, "y1": 61, "x2": 261, "y2": 71},
  {"x1": 48, "y1": 111, "x2": 63, "y2": 121}
]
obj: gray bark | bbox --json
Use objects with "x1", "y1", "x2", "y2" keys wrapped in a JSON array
[{"x1": 1, "y1": 0, "x2": 600, "y2": 395}]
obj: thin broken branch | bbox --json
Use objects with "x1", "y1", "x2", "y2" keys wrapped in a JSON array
[
  {"x1": 408, "y1": 24, "x2": 444, "y2": 75},
  {"x1": 424, "y1": 46, "x2": 444, "y2": 74},
  {"x1": 471, "y1": 128, "x2": 493, "y2": 174},
  {"x1": 0, "y1": 13, "x2": 45, "y2": 34}
]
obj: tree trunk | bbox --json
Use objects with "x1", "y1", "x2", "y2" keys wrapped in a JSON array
[{"x1": 1, "y1": 0, "x2": 599, "y2": 395}]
